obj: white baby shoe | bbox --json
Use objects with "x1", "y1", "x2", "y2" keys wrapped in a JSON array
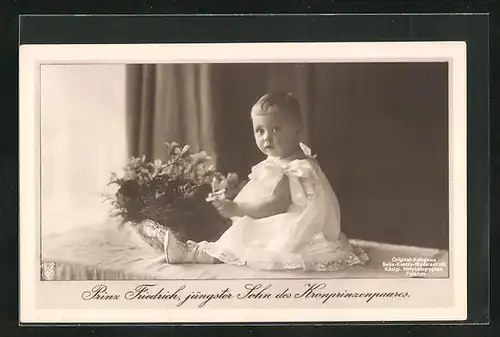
[{"x1": 164, "y1": 230, "x2": 215, "y2": 264}]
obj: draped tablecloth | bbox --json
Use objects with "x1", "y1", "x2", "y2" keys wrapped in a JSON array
[{"x1": 41, "y1": 220, "x2": 449, "y2": 280}]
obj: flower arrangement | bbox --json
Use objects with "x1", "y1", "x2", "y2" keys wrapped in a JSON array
[{"x1": 105, "y1": 142, "x2": 242, "y2": 248}]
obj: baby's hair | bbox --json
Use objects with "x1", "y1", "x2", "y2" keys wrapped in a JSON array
[{"x1": 251, "y1": 91, "x2": 303, "y2": 125}]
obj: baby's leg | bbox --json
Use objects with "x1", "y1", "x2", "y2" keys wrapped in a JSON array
[{"x1": 164, "y1": 230, "x2": 221, "y2": 264}]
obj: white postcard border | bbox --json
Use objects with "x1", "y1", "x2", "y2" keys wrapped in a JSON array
[{"x1": 19, "y1": 42, "x2": 467, "y2": 323}]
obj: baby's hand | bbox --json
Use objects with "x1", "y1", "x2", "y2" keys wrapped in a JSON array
[
  {"x1": 211, "y1": 200, "x2": 242, "y2": 218},
  {"x1": 206, "y1": 189, "x2": 226, "y2": 202}
]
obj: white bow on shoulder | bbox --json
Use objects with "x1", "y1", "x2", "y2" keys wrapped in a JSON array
[{"x1": 299, "y1": 142, "x2": 316, "y2": 158}]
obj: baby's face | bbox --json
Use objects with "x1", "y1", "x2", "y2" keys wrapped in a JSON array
[{"x1": 251, "y1": 112, "x2": 301, "y2": 158}]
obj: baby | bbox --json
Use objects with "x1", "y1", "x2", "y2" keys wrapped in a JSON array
[{"x1": 164, "y1": 92, "x2": 368, "y2": 271}]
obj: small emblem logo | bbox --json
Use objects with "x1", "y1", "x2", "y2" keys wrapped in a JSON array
[{"x1": 41, "y1": 262, "x2": 55, "y2": 281}]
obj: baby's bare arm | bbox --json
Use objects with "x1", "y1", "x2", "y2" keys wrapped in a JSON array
[{"x1": 237, "y1": 175, "x2": 292, "y2": 219}]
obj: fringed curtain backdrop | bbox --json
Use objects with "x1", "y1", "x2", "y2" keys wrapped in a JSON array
[{"x1": 125, "y1": 63, "x2": 449, "y2": 249}]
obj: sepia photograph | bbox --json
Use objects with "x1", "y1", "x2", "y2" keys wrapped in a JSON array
[
  {"x1": 20, "y1": 42, "x2": 467, "y2": 323},
  {"x1": 38, "y1": 60, "x2": 451, "y2": 281}
]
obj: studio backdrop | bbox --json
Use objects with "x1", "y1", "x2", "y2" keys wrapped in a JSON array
[{"x1": 126, "y1": 62, "x2": 448, "y2": 250}]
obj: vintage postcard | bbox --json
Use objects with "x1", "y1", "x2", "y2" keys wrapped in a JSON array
[{"x1": 19, "y1": 42, "x2": 467, "y2": 323}]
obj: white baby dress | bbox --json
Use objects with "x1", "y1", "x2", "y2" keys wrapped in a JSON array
[{"x1": 197, "y1": 143, "x2": 369, "y2": 272}]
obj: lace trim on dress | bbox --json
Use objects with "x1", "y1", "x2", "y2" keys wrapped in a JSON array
[{"x1": 199, "y1": 244, "x2": 369, "y2": 272}]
